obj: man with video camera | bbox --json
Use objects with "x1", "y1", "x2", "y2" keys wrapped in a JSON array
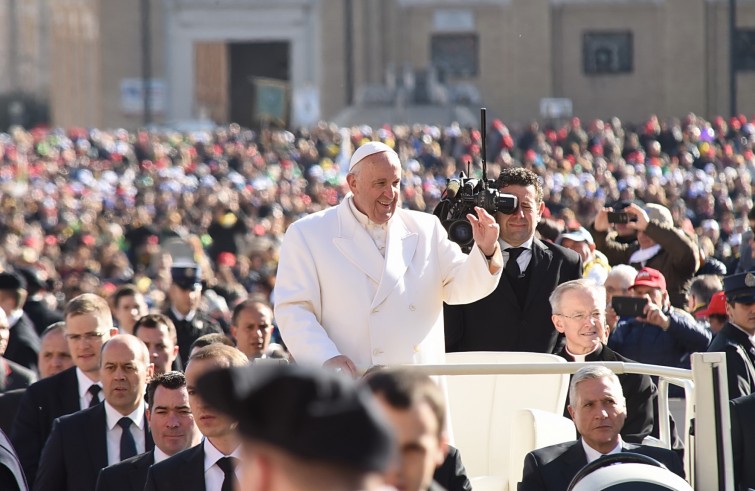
[
  {"x1": 444, "y1": 167, "x2": 582, "y2": 354},
  {"x1": 608, "y1": 268, "x2": 711, "y2": 394}
]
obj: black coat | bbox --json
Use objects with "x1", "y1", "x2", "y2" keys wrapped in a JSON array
[
  {"x1": 165, "y1": 309, "x2": 223, "y2": 365},
  {"x1": 34, "y1": 403, "x2": 153, "y2": 491},
  {"x1": 518, "y1": 439, "x2": 685, "y2": 491},
  {"x1": 707, "y1": 322, "x2": 755, "y2": 399},
  {"x1": 730, "y1": 393, "x2": 755, "y2": 491},
  {"x1": 0, "y1": 359, "x2": 36, "y2": 393},
  {"x1": 22, "y1": 300, "x2": 63, "y2": 336},
  {"x1": 95, "y1": 450, "x2": 154, "y2": 491},
  {"x1": 144, "y1": 444, "x2": 206, "y2": 491},
  {"x1": 10, "y1": 367, "x2": 81, "y2": 485},
  {"x1": 5, "y1": 314, "x2": 40, "y2": 373},
  {"x1": 433, "y1": 445, "x2": 471, "y2": 491},
  {"x1": 445, "y1": 239, "x2": 581, "y2": 353}
]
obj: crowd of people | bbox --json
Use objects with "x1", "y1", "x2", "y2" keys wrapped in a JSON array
[{"x1": 0, "y1": 111, "x2": 753, "y2": 490}]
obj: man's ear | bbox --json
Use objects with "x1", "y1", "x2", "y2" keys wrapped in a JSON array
[
  {"x1": 437, "y1": 432, "x2": 450, "y2": 466},
  {"x1": 567, "y1": 405, "x2": 575, "y2": 420},
  {"x1": 552, "y1": 315, "x2": 565, "y2": 334}
]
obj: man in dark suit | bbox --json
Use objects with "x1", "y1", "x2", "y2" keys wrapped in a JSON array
[
  {"x1": 164, "y1": 262, "x2": 223, "y2": 364},
  {"x1": 144, "y1": 344, "x2": 248, "y2": 491},
  {"x1": 518, "y1": 366, "x2": 685, "y2": 491},
  {"x1": 195, "y1": 363, "x2": 396, "y2": 491},
  {"x1": 730, "y1": 392, "x2": 755, "y2": 491},
  {"x1": 445, "y1": 167, "x2": 582, "y2": 354},
  {"x1": 365, "y1": 368, "x2": 459, "y2": 491},
  {"x1": 0, "y1": 309, "x2": 36, "y2": 393},
  {"x1": 11, "y1": 294, "x2": 118, "y2": 485},
  {"x1": 95, "y1": 371, "x2": 199, "y2": 491},
  {"x1": 35, "y1": 334, "x2": 155, "y2": 491},
  {"x1": 707, "y1": 271, "x2": 755, "y2": 399},
  {"x1": 0, "y1": 272, "x2": 41, "y2": 373},
  {"x1": 17, "y1": 267, "x2": 63, "y2": 337}
]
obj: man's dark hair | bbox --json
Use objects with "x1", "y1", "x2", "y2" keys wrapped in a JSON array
[
  {"x1": 112, "y1": 284, "x2": 139, "y2": 308},
  {"x1": 689, "y1": 275, "x2": 722, "y2": 307},
  {"x1": 189, "y1": 332, "x2": 234, "y2": 353},
  {"x1": 133, "y1": 313, "x2": 177, "y2": 344},
  {"x1": 748, "y1": 207, "x2": 755, "y2": 221},
  {"x1": 494, "y1": 167, "x2": 544, "y2": 203},
  {"x1": 231, "y1": 299, "x2": 272, "y2": 326},
  {"x1": 363, "y1": 368, "x2": 445, "y2": 437},
  {"x1": 537, "y1": 218, "x2": 563, "y2": 243},
  {"x1": 146, "y1": 370, "x2": 187, "y2": 409}
]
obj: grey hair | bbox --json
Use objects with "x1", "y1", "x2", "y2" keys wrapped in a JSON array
[
  {"x1": 549, "y1": 279, "x2": 606, "y2": 314},
  {"x1": 605, "y1": 264, "x2": 638, "y2": 290},
  {"x1": 569, "y1": 365, "x2": 625, "y2": 408}
]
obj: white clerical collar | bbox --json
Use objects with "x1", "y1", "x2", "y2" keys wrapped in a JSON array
[
  {"x1": 565, "y1": 344, "x2": 600, "y2": 362},
  {"x1": 7, "y1": 309, "x2": 23, "y2": 327},
  {"x1": 170, "y1": 307, "x2": 196, "y2": 322},
  {"x1": 628, "y1": 244, "x2": 662, "y2": 266},
  {"x1": 582, "y1": 436, "x2": 624, "y2": 463}
]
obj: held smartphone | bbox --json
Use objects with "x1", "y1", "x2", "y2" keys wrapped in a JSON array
[
  {"x1": 607, "y1": 212, "x2": 638, "y2": 224},
  {"x1": 611, "y1": 296, "x2": 648, "y2": 318}
]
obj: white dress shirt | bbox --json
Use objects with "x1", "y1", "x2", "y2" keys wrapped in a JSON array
[
  {"x1": 501, "y1": 236, "x2": 535, "y2": 273},
  {"x1": 203, "y1": 438, "x2": 242, "y2": 491},
  {"x1": 153, "y1": 446, "x2": 171, "y2": 464},
  {"x1": 76, "y1": 367, "x2": 103, "y2": 410},
  {"x1": 104, "y1": 401, "x2": 147, "y2": 466},
  {"x1": 582, "y1": 436, "x2": 624, "y2": 463},
  {"x1": 348, "y1": 196, "x2": 388, "y2": 257}
]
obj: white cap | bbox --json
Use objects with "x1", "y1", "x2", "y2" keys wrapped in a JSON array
[{"x1": 348, "y1": 141, "x2": 397, "y2": 171}]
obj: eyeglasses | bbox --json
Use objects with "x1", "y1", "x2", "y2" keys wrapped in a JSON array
[
  {"x1": 65, "y1": 331, "x2": 107, "y2": 343},
  {"x1": 556, "y1": 312, "x2": 605, "y2": 323}
]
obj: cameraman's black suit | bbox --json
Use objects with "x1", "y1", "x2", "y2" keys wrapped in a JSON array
[{"x1": 445, "y1": 238, "x2": 581, "y2": 353}]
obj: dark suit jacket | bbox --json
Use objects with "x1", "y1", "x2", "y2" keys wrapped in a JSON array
[
  {"x1": 518, "y1": 439, "x2": 685, "y2": 491},
  {"x1": 708, "y1": 323, "x2": 755, "y2": 399},
  {"x1": 433, "y1": 445, "x2": 471, "y2": 491},
  {"x1": 34, "y1": 403, "x2": 154, "y2": 491},
  {"x1": 11, "y1": 367, "x2": 81, "y2": 485},
  {"x1": 730, "y1": 393, "x2": 755, "y2": 491},
  {"x1": 557, "y1": 344, "x2": 655, "y2": 444},
  {"x1": 144, "y1": 444, "x2": 205, "y2": 491},
  {"x1": 0, "y1": 429, "x2": 27, "y2": 491},
  {"x1": 0, "y1": 359, "x2": 36, "y2": 393},
  {"x1": 5, "y1": 314, "x2": 40, "y2": 373},
  {"x1": 23, "y1": 300, "x2": 63, "y2": 337},
  {"x1": 445, "y1": 239, "x2": 582, "y2": 353},
  {"x1": 0, "y1": 389, "x2": 25, "y2": 437},
  {"x1": 165, "y1": 309, "x2": 222, "y2": 365},
  {"x1": 95, "y1": 450, "x2": 154, "y2": 491}
]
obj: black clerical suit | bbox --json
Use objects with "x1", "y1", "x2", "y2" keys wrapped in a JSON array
[
  {"x1": 11, "y1": 366, "x2": 83, "y2": 484},
  {"x1": 95, "y1": 450, "x2": 154, "y2": 491},
  {"x1": 445, "y1": 239, "x2": 581, "y2": 353},
  {"x1": 557, "y1": 344, "x2": 655, "y2": 444},
  {"x1": 707, "y1": 322, "x2": 755, "y2": 399},
  {"x1": 518, "y1": 439, "x2": 685, "y2": 491},
  {"x1": 34, "y1": 403, "x2": 153, "y2": 491}
]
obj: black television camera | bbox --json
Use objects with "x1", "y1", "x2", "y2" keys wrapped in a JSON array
[{"x1": 433, "y1": 108, "x2": 518, "y2": 253}]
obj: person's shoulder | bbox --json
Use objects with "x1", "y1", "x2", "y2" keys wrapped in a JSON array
[
  {"x1": 538, "y1": 239, "x2": 580, "y2": 262},
  {"x1": 25, "y1": 366, "x2": 76, "y2": 396},
  {"x1": 54, "y1": 402, "x2": 101, "y2": 427},
  {"x1": 528, "y1": 440, "x2": 576, "y2": 463},
  {"x1": 150, "y1": 444, "x2": 200, "y2": 472},
  {"x1": 101, "y1": 450, "x2": 153, "y2": 475},
  {"x1": 731, "y1": 391, "x2": 755, "y2": 412},
  {"x1": 4, "y1": 358, "x2": 36, "y2": 382},
  {"x1": 287, "y1": 206, "x2": 337, "y2": 229},
  {"x1": 669, "y1": 307, "x2": 695, "y2": 322}
]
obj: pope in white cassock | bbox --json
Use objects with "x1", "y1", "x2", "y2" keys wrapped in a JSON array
[{"x1": 274, "y1": 141, "x2": 503, "y2": 375}]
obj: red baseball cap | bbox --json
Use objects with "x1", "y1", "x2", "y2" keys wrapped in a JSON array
[
  {"x1": 695, "y1": 291, "x2": 727, "y2": 318},
  {"x1": 630, "y1": 267, "x2": 667, "y2": 291}
]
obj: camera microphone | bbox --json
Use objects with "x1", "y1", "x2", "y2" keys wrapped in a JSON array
[{"x1": 446, "y1": 179, "x2": 461, "y2": 199}]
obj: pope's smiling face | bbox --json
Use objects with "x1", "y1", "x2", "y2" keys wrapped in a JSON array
[{"x1": 347, "y1": 151, "x2": 401, "y2": 225}]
